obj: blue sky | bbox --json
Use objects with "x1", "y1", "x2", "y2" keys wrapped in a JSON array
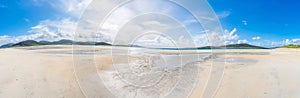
[
  {"x1": 0, "y1": 0, "x2": 299, "y2": 47},
  {"x1": 0, "y1": 0, "x2": 61, "y2": 36},
  {"x1": 209, "y1": 0, "x2": 300, "y2": 46}
]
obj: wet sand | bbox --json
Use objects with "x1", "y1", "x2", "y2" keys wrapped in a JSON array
[{"x1": 0, "y1": 45, "x2": 300, "y2": 98}]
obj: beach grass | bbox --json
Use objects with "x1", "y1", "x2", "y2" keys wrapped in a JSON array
[{"x1": 280, "y1": 44, "x2": 300, "y2": 48}]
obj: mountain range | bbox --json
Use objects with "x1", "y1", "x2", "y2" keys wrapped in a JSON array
[
  {"x1": 152, "y1": 43, "x2": 269, "y2": 50},
  {"x1": 0, "y1": 39, "x2": 272, "y2": 49},
  {"x1": 0, "y1": 39, "x2": 112, "y2": 48}
]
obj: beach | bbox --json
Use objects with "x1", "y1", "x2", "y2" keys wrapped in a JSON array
[{"x1": 0, "y1": 45, "x2": 300, "y2": 98}]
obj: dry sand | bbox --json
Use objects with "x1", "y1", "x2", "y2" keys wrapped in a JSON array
[{"x1": 0, "y1": 45, "x2": 300, "y2": 98}]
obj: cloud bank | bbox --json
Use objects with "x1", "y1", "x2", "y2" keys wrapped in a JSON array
[
  {"x1": 0, "y1": 19, "x2": 77, "y2": 45},
  {"x1": 0, "y1": 0, "x2": 92, "y2": 45},
  {"x1": 285, "y1": 39, "x2": 300, "y2": 45},
  {"x1": 237, "y1": 39, "x2": 248, "y2": 44}
]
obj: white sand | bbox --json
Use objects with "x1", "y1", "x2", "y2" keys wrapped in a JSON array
[{"x1": 0, "y1": 45, "x2": 300, "y2": 98}]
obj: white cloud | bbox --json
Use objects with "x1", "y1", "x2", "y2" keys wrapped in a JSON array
[
  {"x1": 270, "y1": 41, "x2": 283, "y2": 47},
  {"x1": 0, "y1": 0, "x2": 126, "y2": 45},
  {"x1": 285, "y1": 39, "x2": 289, "y2": 44},
  {"x1": 237, "y1": 39, "x2": 248, "y2": 44},
  {"x1": 31, "y1": 0, "x2": 92, "y2": 18},
  {"x1": 0, "y1": 35, "x2": 10, "y2": 45},
  {"x1": 0, "y1": 18, "x2": 77, "y2": 45},
  {"x1": 89, "y1": 0, "x2": 180, "y2": 43},
  {"x1": 1, "y1": 0, "x2": 226, "y2": 48},
  {"x1": 242, "y1": 20, "x2": 247, "y2": 25},
  {"x1": 0, "y1": 0, "x2": 95, "y2": 45},
  {"x1": 134, "y1": 34, "x2": 175, "y2": 48},
  {"x1": 224, "y1": 28, "x2": 239, "y2": 40},
  {"x1": 217, "y1": 11, "x2": 231, "y2": 19},
  {"x1": 109, "y1": 15, "x2": 196, "y2": 48},
  {"x1": 252, "y1": 36, "x2": 261, "y2": 40},
  {"x1": 183, "y1": 19, "x2": 198, "y2": 26},
  {"x1": 142, "y1": 21, "x2": 168, "y2": 28},
  {"x1": 225, "y1": 41, "x2": 234, "y2": 45},
  {"x1": 53, "y1": 0, "x2": 92, "y2": 17},
  {"x1": 291, "y1": 39, "x2": 300, "y2": 44},
  {"x1": 193, "y1": 28, "x2": 239, "y2": 46},
  {"x1": 193, "y1": 34, "x2": 210, "y2": 47},
  {"x1": 284, "y1": 39, "x2": 300, "y2": 45},
  {"x1": 0, "y1": 35, "x2": 9, "y2": 39}
]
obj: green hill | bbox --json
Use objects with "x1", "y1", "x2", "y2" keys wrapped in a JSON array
[
  {"x1": 0, "y1": 39, "x2": 112, "y2": 48},
  {"x1": 153, "y1": 44, "x2": 269, "y2": 50},
  {"x1": 280, "y1": 44, "x2": 300, "y2": 48},
  {"x1": 12, "y1": 40, "x2": 44, "y2": 47},
  {"x1": 223, "y1": 44, "x2": 269, "y2": 49}
]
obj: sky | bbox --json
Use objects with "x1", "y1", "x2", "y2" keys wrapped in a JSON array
[
  {"x1": 0, "y1": 0, "x2": 299, "y2": 47},
  {"x1": 209, "y1": 0, "x2": 300, "y2": 47}
]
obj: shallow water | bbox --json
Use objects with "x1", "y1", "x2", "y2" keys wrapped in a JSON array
[{"x1": 214, "y1": 57, "x2": 258, "y2": 63}]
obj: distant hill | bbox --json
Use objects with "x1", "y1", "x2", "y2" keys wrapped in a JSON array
[
  {"x1": 39, "y1": 41, "x2": 52, "y2": 44},
  {"x1": 95, "y1": 42, "x2": 112, "y2": 46},
  {"x1": 12, "y1": 40, "x2": 44, "y2": 47},
  {"x1": 280, "y1": 44, "x2": 300, "y2": 48},
  {"x1": 0, "y1": 39, "x2": 112, "y2": 48},
  {"x1": 0, "y1": 41, "x2": 270, "y2": 49},
  {"x1": 222, "y1": 44, "x2": 269, "y2": 49},
  {"x1": 155, "y1": 44, "x2": 269, "y2": 50},
  {"x1": 0, "y1": 43, "x2": 14, "y2": 48},
  {"x1": 51, "y1": 39, "x2": 73, "y2": 45},
  {"x1": 195, "y1": 44, "x2": 268, "y2": 49}
]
